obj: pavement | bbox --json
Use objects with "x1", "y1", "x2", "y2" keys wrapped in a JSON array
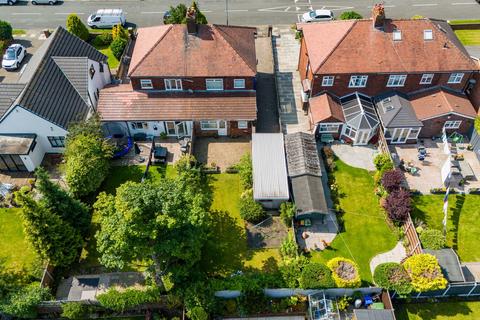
[
  {"x1": 369, "y1": 242, "x2": 407, "y2": 277},
  {"x1": 0, "y1": 0, "x2": 479, "y2": 29}
]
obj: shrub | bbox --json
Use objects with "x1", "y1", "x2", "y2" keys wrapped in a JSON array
[
  {"x1": 384, "y1": 189, "x2": 411, "y2": 224},
  {"x1": 0, "y1": 20, "x2": 13, "y2": 41},
  {"x1": 110, "y1": 37, "x2": 127, "y2": 59},
  {"x1": 403, "y1": 254, "x2": 448, "y2": 292},
  {"x1": 236, "y1": 153, "x2": 252, "y2": 189},
  {"x1": 239, "y1": 189, "x2": 266, "y2": 223},
  {"x1": 66, "y1": 14, "x2": 89, "y2": 41},
  {"x1": 187, "y1": 306, "x2": 209, "y2": 320},
  {"x1": 419, "y1": 229, "x2": 445, "y2": 250},
  {"x1": 381, "y1": 169, "x2": 405, "y2": 193},
  {"x1": 92, "y1": 32, "x2": 113, "y2": 47},
  {"x1": 339, "y1": 11, "x2": 363, "y2": 20},
  {"x1": 327, "y1": 257, "x2": 361, "y2": 288},
  {"x1": 62, "y1": 302, "x2": 90, "y2": 319},
  {"x1": 96, "y1": 286, "x2": 161, "y2": 312},
  {"x1": 299, "y1": 262, "x2": 335, "y2": 289},
  {"x1": 374, "y1": 153, "x2": 393, "y2": 172},
  {"x1": 280, "y1": 202, "x2": 295, "y2": 227},
  {"x1": 373, "y1": 263, "x2": 413, "y2": 295},
  {"x1": 1, "y1": 283, "x2": 52, "y2": 318},
  {"x1": 475, "y1": 116, "x2": 480, "y2": 134},
  {"x1": 279, "y1": 256, "x2": 308, "y2": 288},
  {"x1": 280, "y1": 232, "x2": 298, "y2": 259},
  {"x1": 112, "y1": 24, "x2": 128, "y2": 40}
]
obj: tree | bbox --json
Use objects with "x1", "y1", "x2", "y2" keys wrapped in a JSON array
[
  {"x1": 66, "y1": 14, "x2": 89, "y2": 41},
  {"x1": 373, "y1": 263, "x2": 413, "y2": 296},
  {"x1": 403, "y1": 254, "x2": 448, "y2": 292},
  {"x1": 96, "y1": 286, "x2": 161, "y2": 313},
  {"x1": 339, "y1": 11, "x2": 363, "y2": 20},
  {"x1": 299, "y1": 262, "x2": 335, "y2": 289},
  {"x1": 112, "y1": 24, "x2": 128, "y2": 40},
  {"x1": 381, "y1": 169, "x2": 405, "y2": 193},
  {"x1": 384, "y1": 189, "x2": 411, "y2": 224},
  {"x1": 0, "y1": 20, "x2": 13, "y2": 41},
  {"x1": 1, "y1": 283, "x2": 52, "y2": 318},
  {"x1": 280, "y1": 202, "x2": 295, "y2": 227},
  {"x1": 61, "y1": 302, "x2": 91, "y2": 320},
  {"x1": 34, "y1": 167, "x2": 90, "y2": 236},
  {"x1": 95, "y1": 173, "x2": 211, "y2": 288},
  {"x1": 164, "y1": 1, "x2": 208, "y2": 25},
  {"x1": 65, "y1": 116, "x2": 114, "y2": 198},
  {"x1": 187, "y1": 306, "x2": 209, "y2": 320},
  {"x1": 236, "y1": 153, "x2": 253, "y2": 189},
  {"x1": 15, "y1": 191, "x2": 83, "y2": 267},
  {"x1": 239, "y1": 189, "x2": 266, "y2": 223}
]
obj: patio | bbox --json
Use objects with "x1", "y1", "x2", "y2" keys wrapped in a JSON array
[
  {"x1": 331, "y1": 142, "x2": 378, "y2": 171},
  {"x1": 389, "y1": 139, "x2": 480, "y2": 193},
  {"x1": 295, "y1": 214, "x2": 338, "y2": 251},
  {"x1": 193, "y1": 136, "x2": 251, "y2": 171}
]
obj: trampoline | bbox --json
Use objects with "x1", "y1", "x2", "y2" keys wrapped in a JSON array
[{"x1": 102, "y1": 123, "x2": 133, "y2": 159}]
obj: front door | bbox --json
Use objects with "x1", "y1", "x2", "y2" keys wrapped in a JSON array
[
  {"x1": 355, "y1": 130, "x2": 370, "y2": 145},
  {"x1": 218, "y1": 120, "x2": 227, "y2": 136},
  {"x1": 391, "y1": 128, "x2": 409, "y2": 144},
  {"x1": 175, "y1": 121, "x2": 186, "y2": 137}
]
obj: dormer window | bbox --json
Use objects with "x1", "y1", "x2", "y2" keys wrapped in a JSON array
[
  {"x1": 424, "y1": 29, "x2": 433, "y2": 40},
  {"x1": 393, "y1": 30, "x2": 402, "y2": 41}
]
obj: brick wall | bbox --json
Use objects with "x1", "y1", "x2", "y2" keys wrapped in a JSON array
[
  {"x1": 130, "y1": 76, "x2": 255, "y2": 91},
  {"x1": 193, "y1": 121, "x2": 252, "y2": 137},
  {"x1": 419, "y1": 114, "x2": 474, "y2": 138}
]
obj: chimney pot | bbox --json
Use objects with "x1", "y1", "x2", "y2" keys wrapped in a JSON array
[
  {"x1": 372, "y1": 3, "x2": 385, "y2": 30},
  {"x1": 186, "y1": 5, "x2": 197, "y2": 35}
]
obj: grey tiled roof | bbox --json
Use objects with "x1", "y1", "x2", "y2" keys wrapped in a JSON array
[
  {"x1": 0, "y1": 83, "x2": 26, "y2": 118},
  {"x1": 17, "y1": 26, "x2": 107, "y2": 129},
  {"x1": 340, "y1": 93, "x2": 379, "y2": 130},
  {"x1": 354, "y1": 309, "x2": 396, "y2": 320},
  {"x1": 291, "y1": 175, "x2": 328, "y2": 216},
  {"x1": 52, "y1": 57, "x2": 89, "y2": 105},
  {"x1": 374, "y1": 92, "x2": 423, "y2": 129},
  {"x1": 285, "y1": 132, "x2": 322, "y2": 177}
]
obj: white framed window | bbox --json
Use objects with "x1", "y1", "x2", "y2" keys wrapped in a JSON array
[
  {"x1": 140, "y1": 79, "x2": 153, "y2": 89},
  {"x1": 343, "y1": 125, "x2": 357, "y2": 139},
  {"x1": 164, "y1": 79, "x2": 182, "y2": 91},
  {"x1": 348, "y1": 75, "x2": 368, "y2": 88},
  {"x1": 424, "y1": 29, "x2": 433, "y2": 40},
  {"x1": 319, "y1": 123, "x2": 341, "y2": 133},
  {"x1": 237, "y1": 120, "x2": 248, "y2": 129},
  {"x1": 420, "y1": 73, "x2": 434, "y2": 85},
  {"x1": 200, "y1": 120, "x2": 219, "y2": 130},
  {"x1": 408, "y1": 128, "x2": 421, "y2": 139},
  {"x1": 48, "y1": 136, "x2": 66, "y2": 148},
  {"x1": 448, "y1": 73, "x2": 464, "y2": 84},
  {"x1": 393, "y1": 30, "x2": 402, "y2": 41},
  {"x1": 322, "y1": 76, "x2": 334, "y2": 87},
  {"x1": 387, "y1": 75, "x2": 407, "y2": 87},
  {"x1": 234, "y1": 79, "x2": 245, "y2": 89},
  {"x1": 444, "y1": 120, "x2": 462, "y2": 129},
  {"x1": 206, "y1": 79, "x2": 224, "y2": 91}
]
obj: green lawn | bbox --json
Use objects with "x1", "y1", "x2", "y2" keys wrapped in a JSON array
[
  {"x1": 412, "y1": 194, "x2": 480, "y2": 262},
  {"x1": 98, "y1": 46, "x2": 120, "y2": 70},
  {"x1": 454, "y1": 30, "x2": 480, "y2": 46},
  {"x1": 449, "y1": 19, "x2": 480, "y2": 25},
  {"x1": 310, "y1": 159, "x2": 397, "y2": 284},
  {"x1": 0, "y1": 208, "x2": 39, "y2": 272},
  {"x1": 395, "y1": 301, "x2": 480, "y2": 320}
]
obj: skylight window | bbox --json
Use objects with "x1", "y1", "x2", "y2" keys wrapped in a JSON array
[
  {"x1": 424, "y1": 29, "x2": 433, "y2": 40},
  {"x1": 393, "y1": 30, "x2": 402, "y2": 41}
]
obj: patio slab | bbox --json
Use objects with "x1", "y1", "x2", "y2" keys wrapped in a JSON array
[
  {"x1": 295, "y1": 214, "x2": 338, "y2": 251},
  {"x1": 111, "y1": 138, "x2": 186, "y2": 166},
  {"x1": 369, "y1": 242, "x2": 407, "y2": 276},
  {"x1": 193, "y1": 137, "x2": 251, "y2": 171},
  {"x1": 331, "y1": 143, "x2": 378, "y2": 171}
]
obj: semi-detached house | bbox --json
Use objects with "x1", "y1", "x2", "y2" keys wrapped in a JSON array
[{"x1": 97, "y1": 15, "x2": 257, "y2": 138}]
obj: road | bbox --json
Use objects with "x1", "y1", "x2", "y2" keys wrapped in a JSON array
[{"x1": 0, "y1": 0, "x2": 479, "y2": 29}]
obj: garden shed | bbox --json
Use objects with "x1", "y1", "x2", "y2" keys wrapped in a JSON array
[
  {"x1": 340, "y1": 93, "x2": 380, "y2": 145},
  {"x1": 252, "y1": 133, "x2": 289, "y2": 209}
]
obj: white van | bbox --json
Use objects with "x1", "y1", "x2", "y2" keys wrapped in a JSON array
[{"x1": 87, "y1": 9, "x2": 126, "y2": 29}]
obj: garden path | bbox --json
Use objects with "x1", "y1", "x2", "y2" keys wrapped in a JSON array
[{"x1": 369, "y1": 241, "x2": 407, "y2": 277}]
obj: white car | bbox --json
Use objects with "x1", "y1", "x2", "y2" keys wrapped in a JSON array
[
  {"x1": 2, "y1": 44, "x2": 26, "y2": 70},
  {"x1": 301, "y1": 9, "x2": 334, "y2": 23},
  {"x1": 87, "y1": 9, "x2": 126, "y2": 29},
  {"x1": 31, "y1": 0, "x2": 58, "y2": 4}
]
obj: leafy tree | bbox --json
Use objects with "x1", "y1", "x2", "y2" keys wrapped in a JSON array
[
  {"x1": 299, "y1": 262, "x2": 335, "y2": 289},
  {"x1": 279, "y1": 232, "x2": 298, "y2": 259},
  {"x1": 381, "y1": 169, "x2": 405, "y2": 193},
  {"x1": 34, "y1": 167, "x2": 90, "y2": 236},
  {"x1": 112, "y1": 24, "x2": 128, "y2": 40},
  {"x1": 279, "y1": 256, "x2": 308, "y2": 288},
  {"x1": 15, "y1": 191, "x2": 83, "y2": 267},
  {"x1": 0, "y1": 20, "x2": 13, "y2": 41},
  {"x1": 66, "y1": 14, "x2": 89, "y2": 41},
  {"x1": 96, "y1": 286, "x2": 161, "y2": 312},
  {"x1": 110, "y1": 37, "x2": 127, "y2": 60},
  {"x1": 339, "y1": 11, "x2": 363, "y2": 20},
  {"x1": 65, "y1": 116, "x2": 114, "y2": 198},
  {"x1": 327, "y1": 257, "x2": 361, "y2": 288},
  {"x1": 61, "y1": 302, "x2": 91, "y2": 320},
  {"x1": 95, "y1": 173, "x2": 211, "y2": 288},
  {"x1": 373, "y1": 263, "x2": 413, "y2": 296},
  {"x1": 239, "y1": 189, "x2": 266, "y2": 223},
  {"x1": 1, "y1": 283, "x2": 52, "y2": 318},
  {"x1": 384, "y1": 189, "x2": 411, "y2": 224},
  {"x1": 403, "y1": 254, "x2": 448, "y2": 292},
  {"x1": 419, "y1": 229, "x2": 445, "y2": 250},
  {"x1": 164, "y1": 1, "x2": 208, "y2": 25},
  {"x1": 236, "y1": 153, "x2": 253, "y2": 189},
  {"x1": 175, "y1": 155, "x2": 212, "y2": 209},
  {"x1": 280, "y1": 202, "x2": 295, "y2": 227},
  {"x1": 187, "y1": 306, "x2": 209, "y2": 320}
]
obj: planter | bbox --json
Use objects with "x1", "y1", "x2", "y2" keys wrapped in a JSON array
[{"x1": 202, "y1": 166, "x2": 220, "y2": 174}]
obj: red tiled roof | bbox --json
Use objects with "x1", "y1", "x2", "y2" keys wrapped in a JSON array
[
  {"x1": 410, "y1": 88, "x2": 477, "y2": 120},
  {"x1": 298, "y1": 19, "x2": 478, "y2": 74},
  {"x1": 309, "y1": 93, "x2": 345, "y2": 123},
  {"x1": 128, "y1": 24, "x2": 257, "y2": 77},
  {"x1": 97, "y1": 85, "x2": 257, "y2": 121}
]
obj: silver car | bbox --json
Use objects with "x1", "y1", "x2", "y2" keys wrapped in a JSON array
[
  {"x1": 31, "y1": 0, "x2": 58, "y2": 4},
  {"x1": 301, "y1": 9, "x2": 334, "y2": 23},
  {"x1": 2, "y1": 44, "x2": 26, "y2": 70}
]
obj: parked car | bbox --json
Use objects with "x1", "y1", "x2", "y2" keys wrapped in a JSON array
[
  {"x1": 87, "y1": 9, "x2": 126, "y2": 28},
  {"x1": 31, "y1": 0, "x2": 58, "y2": 4},
  {"x1": 163, "y1": 11, "x2": 171, "y2": 24},
  {"x1": 2, "y1": 44, "x2": 26, "y2": 70},
  {"x1": 300, "y1": 9, "x2": 334, "y2": 23},
  {"x1": 0, "y1": 0, "x2": 17, "y2": 5}
]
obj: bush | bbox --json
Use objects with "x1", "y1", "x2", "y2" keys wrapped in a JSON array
[
  {"x1": 187, "y1": 306, "x2": 209, "y2": 320},
  {"x1": 66, "y1": 14, "x2": 89, "y2": 41},
  {"x1": 403, "y1": 254, "x2": 448, "y2": 292},
  {"x1": 110, "y1": 37, "x2": 127, "y2": 60},
  {"x1": 279, "y1": 256, "x2": 308, "y2": 288},
  {"x1": 239, "y1": 189, "x2": 266, "y2": 223},
  {"x1": 339, "y1": 11, "x2": 363, "y2": 20},
  {"x1": 384, "y1": 189, "x2": 411, "y2": 224},
  {"x1": 0, "y1": 20, "x2": 13, "y2": 41},
  {"x1": 280, "y1": 232, "x2": 298, "y2": 259},
  {"x1": 112, "y1": 24, "x2": 128, "y2": 40},
  {"x1": 280, "y1": 202, "x2": 295, "y2": 227},
  {"x1": 62, "y1": 302, "x2": 91, "y2": 319},
  {"x1": 299, "y1": 262, "x2": 335, "y2": 289},
  {"x1": 1, "y1": 283, "x2": 52, "y2": 318},
  {"x1": 96, "y1": 286, "x2": 162, "y2": 312},
  {"x1": 381, "y1": 169, "x2": 405, "y2": 193},
  {"x1": 327, "y1": 257, "x2": 361, "y2": 288},
  {"x1": 374, "y1": 153, "x2": 393, "y2": 172},
  {"x1": 236, "y1": 153, "x2": 252, "y2": 189},
  {"x1": 419, "y1": 229, "x2": 446, "y2": 250},
  {"x1": 373, "y1": 263, "x2": 413, "y2": 295},
  {"x1": 92, "y1": 32, "x2": 113, "y2": 47}
]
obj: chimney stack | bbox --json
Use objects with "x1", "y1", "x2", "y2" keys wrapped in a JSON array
[
  {"x1": 186, "y1": 5, "x2": 197, "y2": 35},
  {"x1": 372, "y1": 3, "x2": 385, "y2": 30}
]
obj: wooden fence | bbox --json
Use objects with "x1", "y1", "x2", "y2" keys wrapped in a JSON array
[
  {"x1": 403, "y1": 215, "x2": 423, "y2": 257},
  {"x1": 377, "y1": 127, "x2": 393, "y2": 162},
  {"x1": 40, "y1": 263, "x2": 55, "y2": 289}
]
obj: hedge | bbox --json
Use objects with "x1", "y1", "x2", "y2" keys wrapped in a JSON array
[
  {"x1": 373, "y1": 262, "x2": 413, "y2": 295},
  {"x1": 327, "y1": 257, "x2": 361, "y2": 288},
  {"x1": 299, "y1": 262, "x2": 335, "y2": 289},
  {"x1": 403, "y1": 254, "x2": 448, "y2": 292},
  {"x1": 96, "y1": 286, "x2": 162, "y2": 312}
]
